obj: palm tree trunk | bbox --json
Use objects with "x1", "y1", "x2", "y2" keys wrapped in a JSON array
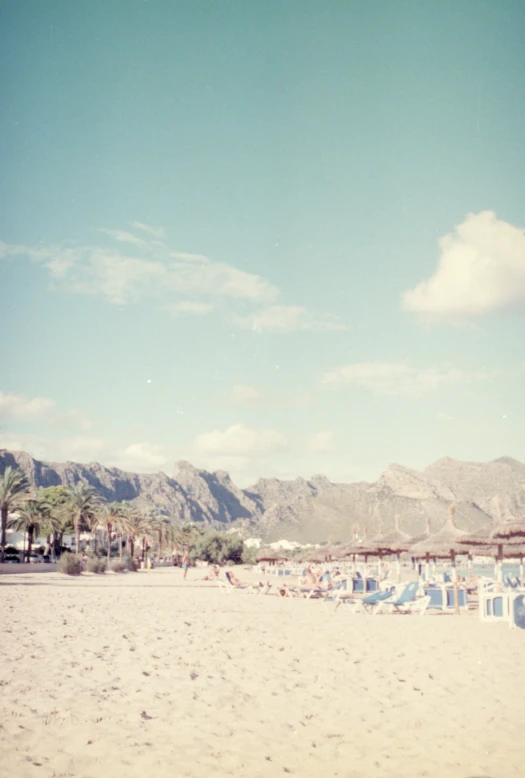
[
  {"x1": 107, "y1": 523, "x2": 112, "y2": 563},
  {"x1": 142, "y1": 537, "x2": 146, "y2": 562},
  {"x1": 130, "y1": 537, "x2": 134, "y2": 559},
  {"x1": 27, "y1": 526, "x2": 34, "y2": 563},
  {"x1": 76, "y1": 517, "x2": 80, "y2": 555},
  {"x1": 119, "y1": 534, "x2": 123, "y2": 561},
  {"x1": 0, "y1": 504, "x2": 8, "y2": 563}
]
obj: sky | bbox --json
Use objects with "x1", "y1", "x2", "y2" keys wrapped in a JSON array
[{"x1": 1, "y1": 0, "x2": 524, "y2": 487}]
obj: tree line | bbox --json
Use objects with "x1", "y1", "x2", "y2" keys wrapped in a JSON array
[{"x1": 0, "y1": 466, "x2": 250, "y2": 565}]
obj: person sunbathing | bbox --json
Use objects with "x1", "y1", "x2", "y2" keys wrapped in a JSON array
[
  {"x1": 226, "y1": 570, "x2": 268, "y2": 589},
  {"x1": 226, "y1": 570, "x2": 250, "y2": 586},
  {"x1": 203, "y1": 565, "x2": 219, "y2": 581},
  {"x1": 300, "y1": 567, "x2": 324, "y2": 586}
]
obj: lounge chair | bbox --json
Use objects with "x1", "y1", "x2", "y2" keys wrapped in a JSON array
[
  {"x1": 479, "y1": 591, "x2": 511, "y2": 622},
  {"x1": 374, "y1": 581, "x2": 430, "y2": 615},
  {"x1": 424, "y1": 585, "x2": 469, "y2": 612},
  {"x1": 219, "y1": 572, "x2": 270, "y2": 595},
  {"x1": 509, "y1": 594, "x2": 525, "y2": 629}
]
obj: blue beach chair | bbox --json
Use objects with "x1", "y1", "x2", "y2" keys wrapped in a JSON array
[{"x1": 375, "y1": 581, "x2": 430, "y2": 615}]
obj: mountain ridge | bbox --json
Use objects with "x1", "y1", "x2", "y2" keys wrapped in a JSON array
[{"x1": 1, "y1": 449, "x2": 524, "y2": 543}]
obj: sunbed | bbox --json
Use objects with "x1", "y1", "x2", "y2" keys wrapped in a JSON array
[{"x1": 374, "y1": 581, "x2": 430, "y2": 615}]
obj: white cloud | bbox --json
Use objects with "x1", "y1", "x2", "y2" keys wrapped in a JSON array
[
  {"x1": 403, "y1": 211, "x2": 525, "y2": 320},
  {"x1": 194, "y1": 423, "x2": 289, "y2": 456},
  {"x1": 119, "y1": 442, "x2": 171, "y2": 469},
  {"x1": 128, "y1": 221, "x2": 165, "y2": 239},
  {"x1": 0, "y1": 391, "x2": 91, "y2": 431},
  {"x1": 0, "y1": 392, "x2": 56, "y2": 420},
  {"x1": 308, "y1": 431, "x2": 334, "y2": 453},
  {"x1": 323, "y1": 362, "x2": 491, "y2": 396},
  {"x1": 1, "y1": 228, "x2": 347, "y2": 333},
  {"x1": 97, "y1": 228, "x2": 145, "y2": 246},
  {"x1": 0, "y1": 431, "x2": 173, "y2": 473},
  {"x1": 234, "y1": 305, "x2": 347, "y2": 333},
  {"x1": 231, "y1": 384, "x2": 264, "y2": 405},
  {"x1": 1, "y1": 240, "x2": 278, "y2": 306}
]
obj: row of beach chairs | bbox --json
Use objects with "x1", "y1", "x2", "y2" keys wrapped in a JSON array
[{"x1": 218, "y1": 572, "x2": 470, "y2": 615}]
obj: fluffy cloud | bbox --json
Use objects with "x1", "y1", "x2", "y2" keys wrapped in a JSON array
[
  {"x1": 194, "y1": 423, "x2": 289, "y2": 456},
  {"x1": 403, "y1": 211, "x2": 525, "y2": 319},
  {"x1": 128, "y1": 221, "x2": 165, "y2": 239},
  {"x1": 1, "y1": 235, "x2": 278, "y2": 306},
  {"x1": 119, "y1": 442, "x2": 171, "y2": 469},
  {"x1": 0, "y1": 392, "x2": 56, "y2": 420},
  {"x1": 0, "y1": 431, "x2": 173, "y2": 473},
  {"x1": 1, "y1": 226, "x2": 348, "y2": 333},
  {"x1": 234, "y1": 305, "x2": 347, "y2": 333},
  {"x1": 0, "y1": 391, "x2": 91, "y2": 430},
  {"x1": 323, "y1": 362, "x2": 491, "y2": 396}
]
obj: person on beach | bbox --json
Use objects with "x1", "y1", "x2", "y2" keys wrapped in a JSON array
[
  {"x1": 203, "y1": 564, "x2": 219, "y2": 581},
  {"x1": 182, "y1": 550, "x2": 190, "y2": 579},
  {"x1": 226, "y1": 570, "x2": 248, "y2": 586},
  {"x1": 300, "y1": 567, "x2": 320, "y2": 586}
]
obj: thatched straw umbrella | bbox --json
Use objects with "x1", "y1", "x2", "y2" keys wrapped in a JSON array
[
  {"x1": 410, "y1": 505, "x2": 468, "y2": 614},
  {"x1": 491, "y1": 513, "x2": 525, "y2": 541},
  {"x1": 255, "y1": 549, "x2": 289, "y2": 565},
  {"x1": 351, "y1": 523, "x2": 388, "y2": 580},
  {"x1": 374, "y1": 515, "x2": 412, "y2": 582},
  {"x1": 490, "y1": 512, "x2": 525, "y2": 586},
  {"x1": 408, "y1": 517, "x2": 433, "y2": 579}
]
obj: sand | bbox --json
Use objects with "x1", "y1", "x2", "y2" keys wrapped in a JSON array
[{"x1": 0, "y1": 566, "x2": 524, "y2": 778}]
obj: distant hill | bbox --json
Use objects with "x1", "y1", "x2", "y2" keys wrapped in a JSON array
[{"x1": 1, "y1": 449, "x2": 524, "y2": 543}]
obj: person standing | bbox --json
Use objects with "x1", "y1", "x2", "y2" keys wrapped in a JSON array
[{"x1": 182, "y1": 550, "x2": 190, "y2": 580}]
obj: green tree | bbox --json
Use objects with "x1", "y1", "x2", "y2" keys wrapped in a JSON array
[
  {"x1": 8, "y1": 498, "x2": 50, "y2": 562},
  {"x1": 61, "y1": 483, "x2": 104, "y2": 555},
  {"x1": 38, "y1": 485, "x2": 72, "y2": 558},
  {"x1": 98, "y1": 502, "x2": 128, "y2": 562},
  {"x1": 0, "y1": 467, "x2": 31, "y2": 563},
  {"x1": 190, "y1": 530, "x2": 244, "y2": 565}
]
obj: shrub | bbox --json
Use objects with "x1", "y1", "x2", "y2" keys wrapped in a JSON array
[
  {"x1": 110, "y1": 559, "x2": 126, "y2": 573},
  {"x1": 87, "y1": 557, "x2": 106, "y2": 574},
  {"x1": 58, "y1": 553, "x2": 83, "y2": 576},
  {"x1": 241, "y1": 546, "x2": 258, "y2": 565},
  {"x1": 123, "y1": 556, "x2": 138, "y2": 572},
  {"x1": 189, "y1": 530, "x2": 244, "y2": 565}
]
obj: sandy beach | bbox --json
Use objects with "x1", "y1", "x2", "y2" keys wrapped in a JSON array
[{"x1": 1, "y1": 566, "x2": 524, "y2": 778}]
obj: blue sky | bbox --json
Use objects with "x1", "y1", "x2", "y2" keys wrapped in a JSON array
[{"x1": 1, "y1": 1, "x2": 524, "y2": 486}]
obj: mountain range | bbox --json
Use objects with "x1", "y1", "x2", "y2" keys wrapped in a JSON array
[{"x1": 1, "y1": 449, "x2": 525, "y2": 543}]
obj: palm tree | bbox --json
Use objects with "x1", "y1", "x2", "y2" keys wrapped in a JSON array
[
  {"x1": 98, "y1": 502, "x2": 126, "y2": 562},
  {"x1": 38, "y1": 485, "x2": 72, "y2": 559},
  {"x1": 8, "y1": 499, "x2": 50, "y2": 562},
  {"x1": 61, "y1": 483, "x2": 104, "y2": 555},
  {"x1": 121, "y1": 505, "x2": 144, "y2": 560},
  {"x1": 0, "y1": 466, "x2": 31, "y2": 563},
  {"x1": 137, "y1": 507, "x2": 159, "y2": 564},
  {"x1": 174, "y1": 522, "x2": 201, "y2": 553},
  {"x1": 154, "y1": 517, "x2": 176, "y2": 559}
]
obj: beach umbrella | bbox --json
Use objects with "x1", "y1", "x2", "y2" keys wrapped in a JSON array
[
  {"x1": 491, "y1": 513, "x2": 525, "y2": 541},
  {"x1": 410, "y1": 505, "x2": 468, "y2": 614},
  {"x1": 374, "y1": 515, "x2": 412, "y2": 582},
  {"x1": 408, "y1": 517, "x2": 433, "y2": 580},
  {"x1": 350, "y1": 522, "x2": 388, "y2": 580},
  {"x1": 333, "y1": 526, "x2": 362, "y2": 575},
  {"x1": 458, "y1": 498, "x2": 525, "y2": 584},
  {"x1": 490, "y1": 512, "x2": 525, "y2": 586}
]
